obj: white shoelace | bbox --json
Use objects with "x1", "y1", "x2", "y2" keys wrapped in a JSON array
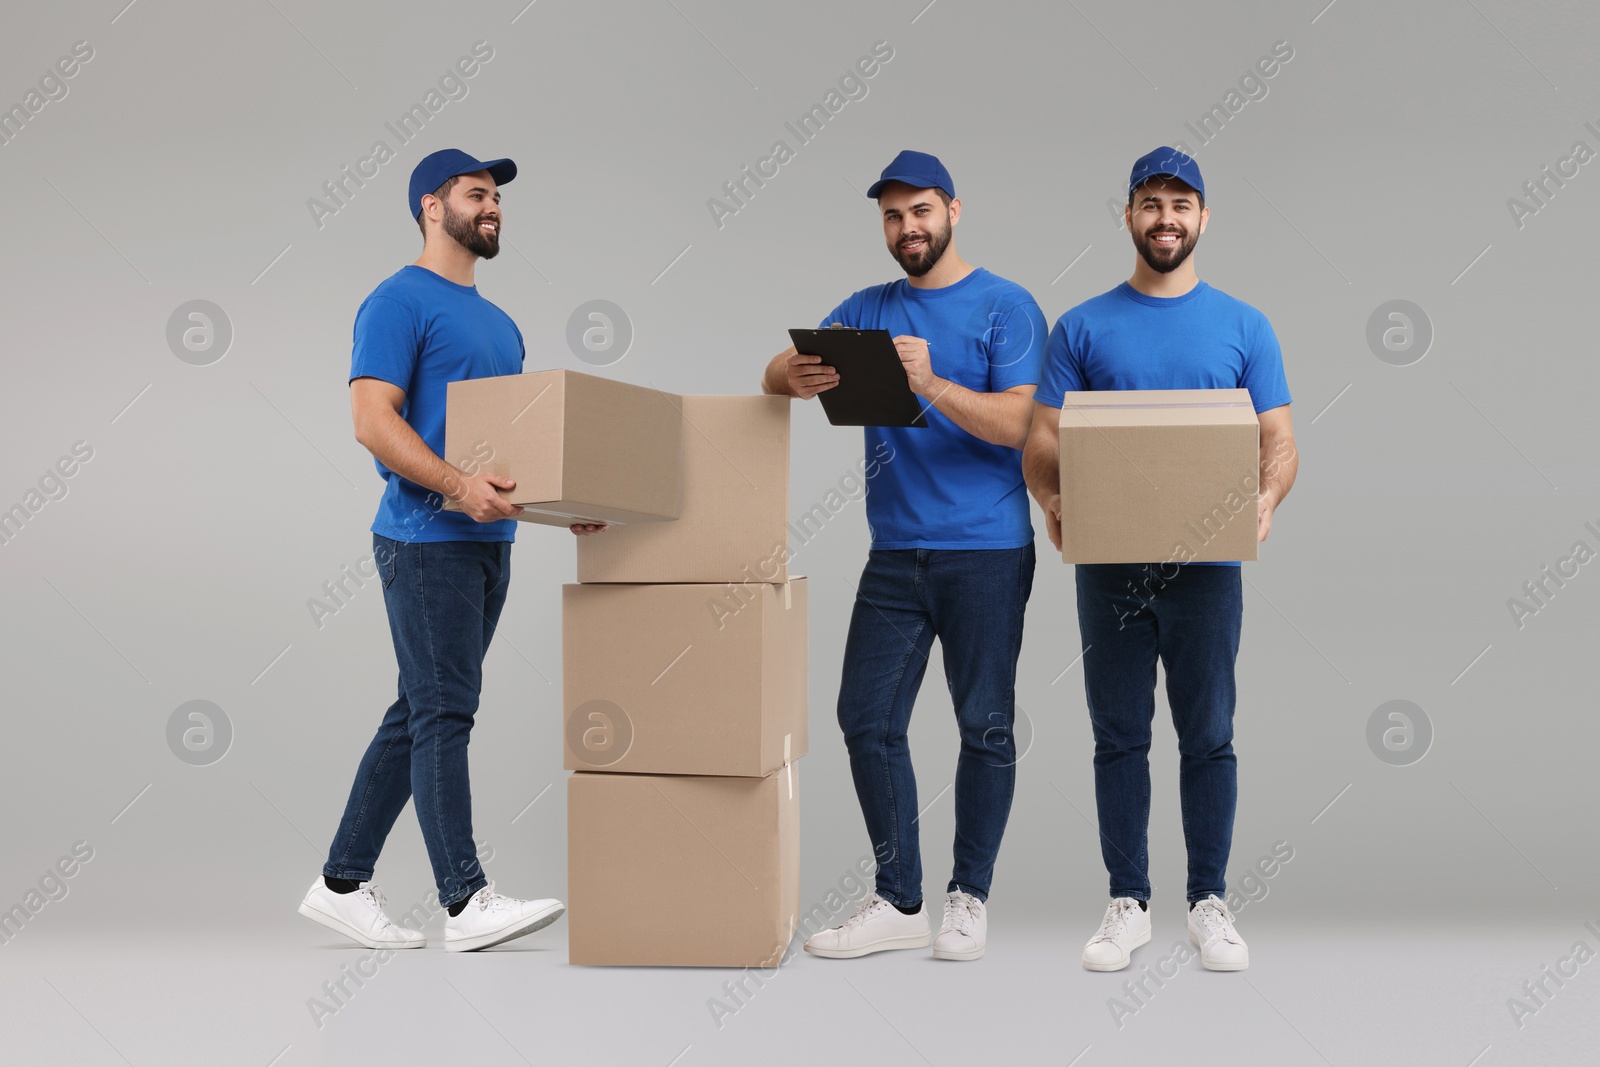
[
  {"x1": 1191, "y1": 897, "x2": 1242, "y2": 944},
  {"x1": 1090, "y1": 898, "x2": 1139, "y2": 944},
  {"x1": 840, "y1": 894, "x2": 892, "y2": 930},
  {"x1": 468, "y1": 880, "x2": 515, "y2": 914},
  {"x1": 357, "y1": 884, "x2": 399, "y2": 931},
  {"x1": 943, "y1": 893, "x2": 977, "y2": 936}
]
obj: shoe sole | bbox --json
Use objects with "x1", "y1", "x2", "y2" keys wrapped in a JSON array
[
  {"x1": 1187, "y1": 929, "x2": 1248, "y2": 971},
  {"x1": 1081, "y1": 926, "x2": 1150, "y2": 971},
  {"x1": 932, "y1": 943, "x2": 985, "y2": 961},
  {"x1": 445, "y1": 903, "x2": 566, "y2": 952},
  {"x1": 297, "y1": 900, "x2": 425, "y2": 950},
  {"x1": 803, "y1": 931, "x2": 932, "y2": 959}
]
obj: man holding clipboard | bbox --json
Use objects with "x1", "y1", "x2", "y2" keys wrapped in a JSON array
[{"x1": 761, "y1": 150, "x2": 1047, "y2": 961}]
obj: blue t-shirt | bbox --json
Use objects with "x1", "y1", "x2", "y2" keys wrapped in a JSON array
[
  {"x1": 1037, "y1": 280, "x2": 1291, "y2": 567},
  {"x1": 822, "y1": 268, "x2": 1048, "y2": 549},
  {"x1": 349, "y1": 265, "x2": 525, "y2": 543}
]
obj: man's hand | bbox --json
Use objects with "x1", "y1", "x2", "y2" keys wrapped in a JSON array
[
  {"x1": 893, "y1": 335, "x2": 943, "y2": 398},
  {"x1": 450, "y1": 471, "x2": 525, "y2": 523},
  {"x1": 570, "y1": 523, "x2": 608, "y2": 536},
  {"x1": 1042, "y1": 492, "x2": 1063, "y2": 552},
  {"x1": 1256, "y1": 406, "x2": 1295, "y2": 545},
  {"x1": 785, "y1": 348, "x2": 839, "y2": 399}
]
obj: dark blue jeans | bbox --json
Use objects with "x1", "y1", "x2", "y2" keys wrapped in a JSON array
[
  {"x1": 837, "y1": 545, "x2": 1035, "y2": 909},
  {"x1": 1074, "y1": 562, "x2": 1242, "y2": 904},
  {"x1": 323, "y1": 534, "x2": 510, "y2": 908}
]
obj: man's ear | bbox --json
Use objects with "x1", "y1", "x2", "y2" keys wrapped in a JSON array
[{"x1": 421, "y1": 193, "x2": 443, "y2": 226}]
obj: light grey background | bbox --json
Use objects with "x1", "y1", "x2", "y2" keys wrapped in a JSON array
[{"x1": 2, "y1": 0, "x2": 1596, "y2": 1063}]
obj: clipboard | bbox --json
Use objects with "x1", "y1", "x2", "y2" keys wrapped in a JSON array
[{"x1": 787, "y1": 327, "x2": 928, "y2": 428}]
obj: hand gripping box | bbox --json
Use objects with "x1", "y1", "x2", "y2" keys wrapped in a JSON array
[
  {"x1": 567, "y1": 764, "x2": 800, "y2": 967},
  {"x1": 1058, "y1": 388, "x2": 1259, "y2": 564},
  {"x1": 443, "y1": 369, "x2": 682, "y2": 528},
  {"x1": 562, "y1": 578, "x2": 807, "y2": 777}
]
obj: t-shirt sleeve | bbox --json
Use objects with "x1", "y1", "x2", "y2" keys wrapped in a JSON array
[
  {"x1": 349, "y1": 295, "x2": 420, "y2": 390},
  {"x1": 987, "y1": 298, "x2": 1049, "y2": 392},
  {"x1": 1240, "y1": 310, "x2": 1292, "y2": 413},
  {"x1": 817, "y1": 297, "x2": 853, "y2": 330},
  {"x1": 1034, "y1": 313, "x2": 1087, "y2": 409}
]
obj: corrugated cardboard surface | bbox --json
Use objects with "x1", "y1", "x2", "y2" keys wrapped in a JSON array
[
  {"x1": 442, "y1": 369, "x2": 683, "y2": 527},
  {"x1": 562, "y1": 578, "x2": 808, "y2": 776},
  {"x1": 576, "y1": 394, "x2": 789, "y2": 583},
  {"x1": 567, "y1": 766, "x2": 800, "y2": 967},
  {"x1": 1058, "y1": 388, "x2": 1259, "y2": 564}
]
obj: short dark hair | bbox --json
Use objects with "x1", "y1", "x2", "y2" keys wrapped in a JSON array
[
  {"x1": 1128, "y1": 179, "x2": 1204, "y2": 212},
  {"x1": 416, "y1": 175, "x2": 461, "y2": 236}
]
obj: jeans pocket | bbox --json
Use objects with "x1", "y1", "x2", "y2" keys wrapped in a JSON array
[{"x1": 374, "y1": 537, "x2": 399, "y2": 590}]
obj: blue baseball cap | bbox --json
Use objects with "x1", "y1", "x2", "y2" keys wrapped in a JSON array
[
  {"x1": 1128, "y1": 146, "x2": 1204, "y2": 201},
  {"x1": 408, "y1": 148, "x2": 517, "y2": 219},
  {"x1": 866, "y1": 149, "x2": 955, "y2": 200}
]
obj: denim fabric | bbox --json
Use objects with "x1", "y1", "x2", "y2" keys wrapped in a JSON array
[
  {"x1": 1073, "y1": 562, "x2": 1243, "y2": 903},
  {"x1": 836, "y1": 545, "x2": 1035, "y2": 908},
  {"x1": 323, "y1": 534, "x2": 510, "y2": 907}
]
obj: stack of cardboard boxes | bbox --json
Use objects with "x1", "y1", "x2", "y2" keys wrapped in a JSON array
[{"x1": 446, "y1": 373, "x2": 805, "y2": 967}]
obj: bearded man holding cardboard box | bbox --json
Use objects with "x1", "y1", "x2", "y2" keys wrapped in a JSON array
[
  {"x1": 299, "y1": 150, "x2": 601, "y2": 955},
  {"x1": 1022, "y1": 148, "x2": 1297, "y2": 974}
]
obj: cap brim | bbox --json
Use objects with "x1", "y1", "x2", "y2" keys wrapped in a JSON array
[
  {"x1": 481, "y1": 157, "x2": 517, "y2": 186},
  {"x1": 1129, "y1": 171, "x2": 1201, "y2": 197},
  {"x1": 866, "y1": 175, "x2": 943, "y2": 200}
]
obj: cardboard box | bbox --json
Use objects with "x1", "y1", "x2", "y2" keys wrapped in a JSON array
[
  {"x1": 576, "y1": 394, "x2": 790, "y2": 583},
  {"x1": 567, "y1": 765, "x2": 800, "y2": 967},
  {"x1": 442, "y1": 369, "x2": 682, "y2": 528},
  {"x1": 1058, "y1": 388, "x2": 1259, "y2": 564},
  {"x1": 562, "y1": 578, "x2": 807, "y2": 777}
]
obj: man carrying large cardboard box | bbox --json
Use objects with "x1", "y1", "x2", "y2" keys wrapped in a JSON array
[
  {"x1": 762, "y1": 150, "x2": 1048, "y2": 961},
  {"x1": 1022, "y1": 148, "x2": 1298, "y2": 973},
  {"x1": 297, "y1": 149, "x2": 602, "y2": 953}
]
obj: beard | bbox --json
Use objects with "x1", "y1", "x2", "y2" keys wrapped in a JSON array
[
  {"x1": 889, "y1": 218, "x2": 952, "y2": 278},
  {"x1": 1134, "y1": 224, "x2": 1198, "y2": 274},
  {"x1": 443, "y1": 200, "x2": 500, "y2": 259}
]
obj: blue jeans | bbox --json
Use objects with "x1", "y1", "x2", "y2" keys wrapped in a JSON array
[
  {"x1": 1074, "y1": 562, "x2": 1242, "y2": 903},
  {"x1": 836, "y1": 545, "x2": 1035, "y2": 908},
  {"x1": 323, "y1": 534, "x2": 510, "y2": 908}
]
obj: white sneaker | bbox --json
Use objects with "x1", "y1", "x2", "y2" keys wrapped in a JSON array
[
  {"x1": 298, "y1": 877, "x2": 426, "y2": 949},
  {"x1": 443, "y1": 881, "x2": 565, "y2": 952},
  {"x1": 932, "y1": 890, "x2": 987, "y2": 961},
  {"x1": 803, "y1": 893, "x2": 931, "y2": 959},
  {"x1": 1081, "y1": 896, "x2": 1150, "y2": 971},
  {"x1": 1187, "y1": 895, "x2": 1248, "y2": 970}
]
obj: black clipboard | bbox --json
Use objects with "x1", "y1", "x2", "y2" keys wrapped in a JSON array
[{"x1": 788, "y1": 327, "x2": 928, "y2": 428}]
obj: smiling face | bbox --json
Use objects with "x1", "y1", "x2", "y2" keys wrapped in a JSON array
[
  {"x1": 878, "y1": 182, "x2": 956, "y2": 278},
  {"x1": 428, "y1": 170, "x2": 502, "y2": 258},
  {"x1": 1126, "y1": 178, "x2": 1207, "y2": 274}
]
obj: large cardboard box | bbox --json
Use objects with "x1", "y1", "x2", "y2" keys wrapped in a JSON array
[
  {"x1": 567, "y1": 765, "x2": 800, "y2": 967},
  {"x1": 442, "y1": 369, "x2": 682, "y2": 527},
  {"x1": 576, "y1": 394, "x2": 790, "y2": 583},
  {"x1": 1058, "y1": 388, "x2": 1259, "y2": 564},
  {"x1": 562, "y1": 578, "x2": 807, "y2": 777}
]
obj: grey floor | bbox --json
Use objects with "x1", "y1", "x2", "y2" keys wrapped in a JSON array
[{"x1": 2, "y1": 914, "x2": 1594, "y2": 1066}]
